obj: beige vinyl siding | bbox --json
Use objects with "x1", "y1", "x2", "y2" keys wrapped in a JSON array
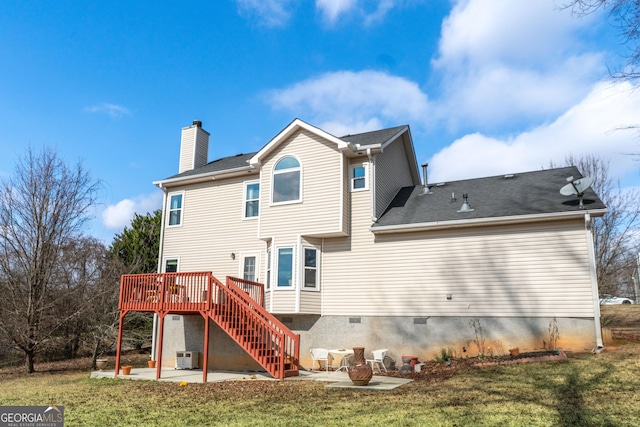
[
  {"x1": 374, "y1": 138, "x2": 414, "y2": 218},
  {"x1": 300, "y1": 291, "x2": 321, "y2": 313},
  {"x1": 342, "y1": 157, "x2": 349, "y2": 235},
  {"x1": 178, "y1": 127, "x2": 196, "y2": 174},
  {"x1": 270, "y1": 290, "x2": 296, "y2": 313},
  {"x1": 322, "y1": 191, "x2": 596, "y2": 317},
  {"x1": 162, "y1": 175, "x2": 263, "y2": 276},
  {"x1": 259, "y1": 130, "x2": 345, "y2": 238},
  {"x1": 193, "y1": 128, "x2": 208, "y2": 169}
]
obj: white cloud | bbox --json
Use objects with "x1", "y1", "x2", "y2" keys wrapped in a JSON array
[
  {"x1": 428, "y1": 81, "x2": 640, "y2": 185},
  {"x1": 102, "y1": 192, "x2": 162, "y2": 230},
  {"x1": 316, "y1": 0, "x2": 398, "y2": 25},
  {"x1": 235, "y1": 0, "x2": 295, "y2": 27},
  {"x1": 84, "y1": 103, "x2": 131, "y2": 118},
  {"x1": 435, "y1": 0, "x2": 589, "y2": 68},
  {"x1": 436, "y1": 54, "x2": 604, "y2": 131},
  {"x1": 432, "y1": 0, "x2": 606, "y2": 131},
  {"x1": 267, "y1": 70, "x2": 430, "y2": 135},
  {"x1": 316, "y1": 0, "x2": 357, "y2": 23}
]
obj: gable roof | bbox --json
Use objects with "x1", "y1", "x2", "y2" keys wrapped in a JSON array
[
  {"x1": 154, "y1": 120, "x2": 415, "y2": 187},
  {"x1": 339, "y1": 125, "x2": 408, "y2": 148},
  {"x1": 372, "y1": 166, "x2": 607, "y2": 233},
  {"x1": 249, "y1": 119, "x2": 350, "y2": 166}
]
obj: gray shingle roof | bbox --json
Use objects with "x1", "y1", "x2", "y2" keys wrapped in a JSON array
[
  {"x1": 163, "y1": 152, "x2": 256, "y2": 180},
  {"x1": 339, "y1": 125, "x2": 408, "y2": 147},
  {"x1": 373, "y1": 166, "x2": 606, "y2": 228},
  {"x1": 161, "y1": 124, "x2": 408, "y2": 181}
]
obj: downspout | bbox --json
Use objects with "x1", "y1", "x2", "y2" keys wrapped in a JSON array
[
  {"x1": 585, "y1": 212, "x2": 604, "y2": 348},
  {"x1": 295, "y1": 235, "x2": 302, "y2": 313},
  {"x1": 367, "y1": 148, "x2": 377, "y2": 222},
  {"x1": 151, "y1": 186, "x2": 169, "y2": 361},
  {"x1": 321, "y1": 238, "x2": 324, "y2": 316}
]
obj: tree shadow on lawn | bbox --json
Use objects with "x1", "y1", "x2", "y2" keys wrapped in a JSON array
[{"x1": 429, "y1": 360, "x2": 618, "y2": 426}]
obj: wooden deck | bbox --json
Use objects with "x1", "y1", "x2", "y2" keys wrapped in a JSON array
[{"x1": 116, "y1": 272, "x2": 299, "y2": 381}]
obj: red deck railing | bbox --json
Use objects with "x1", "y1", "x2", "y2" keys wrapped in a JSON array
[
  {"x1": 224, "y1": 276, "x2": 298, "y2": 377},
  {"x1": 226, "y1": 276, "x2": 265, "y2": 307},
  {"x1": 119, "y1": 272, "x2": 211, "y2": 313},
  {"x1": 117, "y1": 272, "x2": 299, "y2": 380}
]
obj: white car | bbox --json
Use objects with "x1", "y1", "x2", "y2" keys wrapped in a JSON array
[{"x1": 599, "y1": 294, "x2": 634, "y2": 305}]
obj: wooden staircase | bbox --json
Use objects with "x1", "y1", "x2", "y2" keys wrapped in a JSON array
[
  {"x1": 210, "y1": 276, "x2": 299, "y2": 379},
  {"x1": 116, "y1": 272, "x2": 300, "y2": 381}
]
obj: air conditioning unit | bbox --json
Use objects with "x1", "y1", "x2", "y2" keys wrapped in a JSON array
[{"x1": 175, "y1": 351, "x2": 199, "y2": 369}]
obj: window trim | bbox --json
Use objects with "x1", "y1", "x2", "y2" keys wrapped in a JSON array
[
  {"x1": 266, "y1": 248, "x2": 272, "y2": 290},
  {"x1": 243, "y1": 180, "x2": 260, "y2": 220},
  {"x1": 239, "y1": 252, "x2": 260, "y2": 282},
  {"x1": 275, "y1": 246, "x2": 295, "y2": 288},
  {"x1": 350, "y1": 163, "x2": 369, "y2": 192},
  {"x1": 167, "y1": 191, "x2": 185, "y2": 227},
  {"x1": 163, "y1": 257, "x2": 180, "y2": 273},
  {"x1": 271, "y1": 155, "x2": 302, "y2": 206},
  {"x1": 302, "y1": 246, "x2": 320, "y2": 291}
]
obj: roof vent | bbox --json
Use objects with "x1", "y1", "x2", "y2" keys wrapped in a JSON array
[
  {"x1": 457, "y1": 193, "x2": 474, "y2": 213},
  {"x1": 193, "y1": 120, "x2": 202, "y2": 127},
  {"x1": 504, "y1": 174, "x2": 514, "y2": 179},
  {"x1": 420, "y1": 162, "x2": 432, "y2": 195}
]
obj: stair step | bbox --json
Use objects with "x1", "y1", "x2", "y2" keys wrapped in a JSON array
[{"x1": 207, "y1": 286, "x2": 299, "y2": 380}]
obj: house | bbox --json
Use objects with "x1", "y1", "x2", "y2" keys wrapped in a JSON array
[{"x1": 117, "y1": 118, "x2": 606, "y2": 379}]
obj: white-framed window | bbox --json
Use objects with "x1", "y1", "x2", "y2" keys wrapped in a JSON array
[
  {"x1": 168, "y1": 192, "x2": 184, "y2": 226},
  {"x1": 243, "y1": 181, "x2": 260, "y2": 219},
  {"x1": 350, "y1": 163, "x2": 369, "y2": 192},
  {"x1": 241, "y1": 254, "x2": 257, "y2": 282},
  {"x1": 272, "y1": 156, "x2": 301, "y2": 204},
  {"x1": 164, "y1": 258, "x2": 179, "y2": 272},
  {"x1": 303, "y1": 247, "x2": 319, "y2": 290},
  {"x1": 276, "y1": 247, "x2": 294, "y2": 287},
  {"x1": 266, "y1": 248, "x2": 272, "y2": 290}
]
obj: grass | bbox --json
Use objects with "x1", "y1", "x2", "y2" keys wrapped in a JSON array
[
  {"x1": 2, "y1": 306, "x2": 640, "y2": 426},
  {"x1": 600, "y1": 304, "x2": 640, "y2": 327},
  {"x1": 1, "y1": 344, "x2": 640, "y2": 426}
]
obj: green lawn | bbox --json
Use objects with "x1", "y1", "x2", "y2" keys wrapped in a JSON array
[{"x1": 1, "y1": 343, "x2": 639, "y2": 426}]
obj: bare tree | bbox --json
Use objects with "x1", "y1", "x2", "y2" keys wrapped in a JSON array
[
  {"x1": 49, "y1": 237, "x2": 122, "y2": 365},
  {"x1": 553, "y1": 154, "x2": 640, "y2": 296},
  {"x1": 0, "y1": 148, "x2": 101, "y2": 373},
  {"x1": 565, "y1": 1, "x2": 640, "y2": 83}
]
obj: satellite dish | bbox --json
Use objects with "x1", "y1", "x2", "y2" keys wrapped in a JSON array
[{"x1": 559, "y1": 176, "x2": 594, "y2": 209}]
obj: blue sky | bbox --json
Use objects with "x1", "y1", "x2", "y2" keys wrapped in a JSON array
[{"x1": 1, "y1": 0, "x2": 638, "y2": 243}]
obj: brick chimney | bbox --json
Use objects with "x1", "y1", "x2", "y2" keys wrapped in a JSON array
[{"x1": 179, "y1": 120, "x2": 210, "y2": 173}]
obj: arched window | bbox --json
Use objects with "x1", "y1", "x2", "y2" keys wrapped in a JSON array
[{"x1": 272, "y1": 156, "x2": 301, "y2": 203}]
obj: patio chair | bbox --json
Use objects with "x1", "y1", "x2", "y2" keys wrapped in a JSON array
[
  {"x1": 310, "y1": 348, "x2": 330, "y2": 372},
  {"x1": 366, "y1": 349, "x2": 388, "y2": 373}
]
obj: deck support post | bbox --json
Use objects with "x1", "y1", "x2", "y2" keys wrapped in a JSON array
[
  {"x1": 202, "y1": 312, "x2": 210, "y2": 383},
  {"x1": 155, "y1": 312, "x2": 166, "y2": 381},
  {"x1": 114, "y1": 310, "x2": 127, "y2": 378}
]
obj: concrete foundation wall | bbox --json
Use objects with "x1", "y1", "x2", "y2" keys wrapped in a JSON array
[
  {"x1": 160, "y1": 313, "x2": 596, "y2": 372},
  {"x1": 160, "y1": 315, "x2": 262, "y2": 371},
  {"x1": 281, "y1": 315, "x2": 596, "y2": 369}
]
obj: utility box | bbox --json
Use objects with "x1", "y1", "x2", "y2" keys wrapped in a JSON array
[{"x1": 176, "y1": 351, "x2": 199, "y2": 369}]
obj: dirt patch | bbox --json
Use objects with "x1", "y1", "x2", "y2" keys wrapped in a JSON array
[
  {"x1": 611, "y1": 328, "x2": 640, "y2": 341},
  {"x1": 383, "y1": 350, "x2": 566, "y2": 383},
  {"x1": 601, "y1": 304, "x2": 640, "y2": 328},
  {"x1": 0, "y1": 353, "x2": 150, "y2": 381}
]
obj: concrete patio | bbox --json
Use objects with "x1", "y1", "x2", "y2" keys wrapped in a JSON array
[{"x1": 90, "y1": 367, "x2": 412, "y2": 390}]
